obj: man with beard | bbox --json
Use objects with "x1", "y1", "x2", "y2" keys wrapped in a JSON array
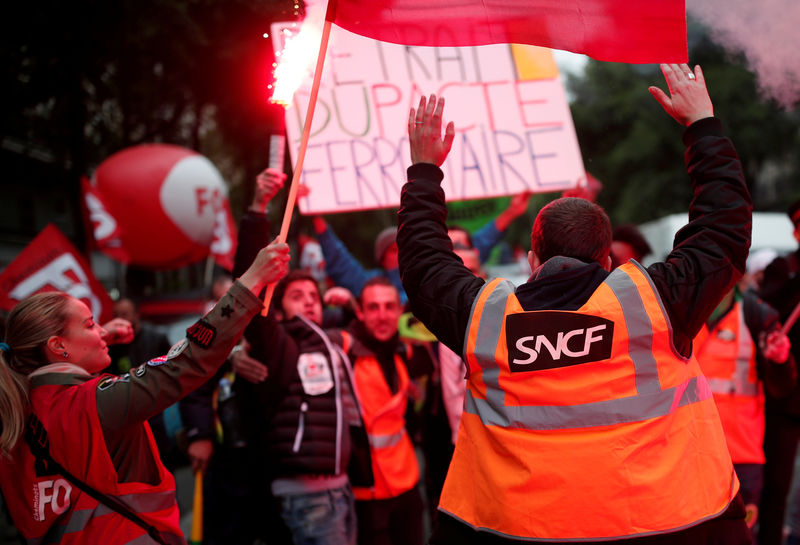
[{"x1": 329, "y1": 277, "x2": 426, "y2": 545}]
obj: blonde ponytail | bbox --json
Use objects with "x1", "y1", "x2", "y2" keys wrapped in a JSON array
[
  {"x1": 0, "y1": 353, "x2": 28, "y2": 457},
  {"x1": 0, "y1": 291, "x2": 72, "y2": 456}
]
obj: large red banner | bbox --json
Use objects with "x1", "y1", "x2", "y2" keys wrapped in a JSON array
[
  {"x1": 332, "y1": 0, "x2": 687, "y2": 64},
  {"x1": 0, "y1": 224, "x2": 114, "y2": 323}
]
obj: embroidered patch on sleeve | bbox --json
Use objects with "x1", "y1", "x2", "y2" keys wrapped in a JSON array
[
  {"x1": 186, "y1": 320, "x2": 217, "y2": 349},
  {"x1": 167, "y1": 339, "x2": 189, "y2": 359},
  {"x1": 145, "y1": 355, "x2": 169, "y2": 367},
  {"x1": 96, "y1": 373, "x2": 132, "y2": 392},
  {"x1": 97, "y1": 376, "x2": 116, "y2": 391}
]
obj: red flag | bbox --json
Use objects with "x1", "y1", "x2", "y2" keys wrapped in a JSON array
[
  {"x1": 81, "y1": 176, "x2": 130, "y2": 263},
  {"x1": 332, "y1": 0, "x2": 687, "y2": 63},
  {"x1": 0, "y1": 224, "x2": 115, "y2": 323},
  {"x1": 210, "y1": 198, "x2": 237, "y2": 271}
]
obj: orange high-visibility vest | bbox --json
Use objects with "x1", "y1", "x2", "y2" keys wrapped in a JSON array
[
  {"x1": 350, "y1": 350, "x2": 419, "y2": 501},
  {"x1": 694, "y1": 300, "x2": 765, "y2": 464},
  {"x1": 0, "y1": 377, "x2": 183, "y2": 544},
  {"x1": 439, "y1": 261, "x2": 738, "y2": 541}
]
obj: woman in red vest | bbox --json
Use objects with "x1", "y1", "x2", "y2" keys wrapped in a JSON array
[{"x1": 0, "y1": 240, "x2": 288, "y2": 544}]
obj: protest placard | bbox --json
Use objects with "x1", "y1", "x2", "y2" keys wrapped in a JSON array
[{"x1": 272, "y1": 24, "x2": 585, "y2": 214}]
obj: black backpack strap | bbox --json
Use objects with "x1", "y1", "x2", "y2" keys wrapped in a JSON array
[{"x1": 24, "y1": 414, "x2": 169, "y2": 545}]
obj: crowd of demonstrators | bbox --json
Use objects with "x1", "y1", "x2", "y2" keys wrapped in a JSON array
[
  {"x1": 4, "y1": 64, "x2": 799, "y2": 545},
  {"x1": 446, "y1": 191, "x2": 533, "y2": 264},
  {"x1": 398, "y1": 62, "x2": 753, "y2": 545},
  {"x1": 758, "y1": 199, "x2": 800, "y2": 545},
  {"x1": 312, "y1": 191, "x2": 532, "y2": 307},
  {"x1": 0, "y1": 239, "x2": 289, "y2": 543},
  {"x1": 223, "y1": 166, "x2": 434, "y2": 545}
]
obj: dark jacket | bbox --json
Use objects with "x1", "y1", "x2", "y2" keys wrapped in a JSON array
[
  {"x1": 760, "y1": 248, "x2": 800, "y2": 418},
  {"x1": 233, "y1": 210, "x2": 371, "y2": 483},
  {"x1": 398, "y1": 117, "x2": 751, "y2": 359},
  {"x1": 738, "y1": 290, "x2": 797, "y2": 400},
  {"x1": 240, "y1": 313, "x2": 357, "y2": 478},
  {"x1": 397, "y1": 117, "x2": 752, "y2": 544}
]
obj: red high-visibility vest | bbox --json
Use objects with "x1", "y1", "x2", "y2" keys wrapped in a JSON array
[
  {"x1": 439, "y1": 262, "x2": 738, "y2": 541},
  {"x1": 695, "y1": 300, "x2": 765, "y2": 464},
  {"x1": 0, "y1": 376, "x2": 183, "y2": 544}
]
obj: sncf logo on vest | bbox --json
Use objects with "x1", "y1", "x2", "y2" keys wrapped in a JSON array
[{"x1": 506, "y1": 312, "x2": 614, "y2": 372}]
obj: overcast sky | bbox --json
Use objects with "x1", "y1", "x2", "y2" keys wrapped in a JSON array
[{"x1": 553, "y1": 50, "x2": 589, "y2": 77}]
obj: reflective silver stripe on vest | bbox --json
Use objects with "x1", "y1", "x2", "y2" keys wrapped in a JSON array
[
  {"x1": 464, "y1": 266, "x2": 713, "y2": 431},
  {"x1": 31, "y1": 489, "x2": 176, "y2": 543},
  {"x1": 466, "y1": 279, "x2": 516, "y2": 427},
  {"x1": 734, "y1": 303, "x2": 758, "y2": 396},
  {"x1": 603, "y1": 265, "x2": 661, "y2": 395},
  {"x1": 465, "y1": 375, "x2": 712, "y2": 430},
  {"x1": 706, "y1": 303, "x2": 758, "y2": 397},
  {"x1": 368, "y1": 431, "x2": 404, "y2": 449}
]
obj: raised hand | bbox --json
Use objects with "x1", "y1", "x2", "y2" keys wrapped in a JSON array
[
  {"x1": 760, "y1": 330, "x2": 791, "y2": 364},
  {"x1": 408, "y1": 94, "x2": 455, "y2": 167},
  {"x1": 649, "y1": 64, "x2": 714, "y2": 126},
  {"x1": 101, "y1": 318, "x2": 135, "y2": 345},
  {"x1": 238, "y1": 239, "x2": 291, "y2": 295},
  {"x1": 250, "y1": 168, "x2": 287, "y2": 212},
  {"x1": 323, "y1": 286, "x2": 355, "y2": 309},
  {"x1": 496, "y1": 191, "x2": 533, "y2": 231}
]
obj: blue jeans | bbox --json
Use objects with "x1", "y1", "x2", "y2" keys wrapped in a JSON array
[{"x1": 278, "y1": 483, "x2": 357, "y2": 545}]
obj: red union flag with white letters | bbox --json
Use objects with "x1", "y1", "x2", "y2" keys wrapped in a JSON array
[
  {"x1": 332, "y1": 0, "x2": 687, "y2": 63},
  {"x1": 0, "y1": 224, "x2": 114, "y2": 323}
]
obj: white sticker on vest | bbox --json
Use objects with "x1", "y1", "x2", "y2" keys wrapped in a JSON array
[{"x1": 297, "y1": 352, "x2": 333, "y2": 395}]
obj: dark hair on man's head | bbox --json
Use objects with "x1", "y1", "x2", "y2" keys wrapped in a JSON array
[
  {"x1": 530, "y1": 197, "x2": 612, "y2": 265},
  {"x1": 271, "y1": 270, "x2": 320, "y2": 314},
  {"x1": 359, "y1": 276, "x2": 398, "y2": 305}
]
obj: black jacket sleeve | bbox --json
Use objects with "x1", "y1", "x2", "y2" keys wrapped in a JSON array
[
  {"x1": 399, "y1": 118, "x2": 752, "y2": 359},
  {"x1": 233, "y1": 211, "x2": 273, "y2": 279},
  {"x1": 228, "y1": 209, "x2": 300, "y2": 436},
  {"x1": 742, "y1": 291, "x2": 797, "y2": 399},
  {"x1": 397, "y1": 163, "x2": 485, "y2": 356},
  {"x1": 646, "y1": 117, "x2": 752, "y2": 357}
]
